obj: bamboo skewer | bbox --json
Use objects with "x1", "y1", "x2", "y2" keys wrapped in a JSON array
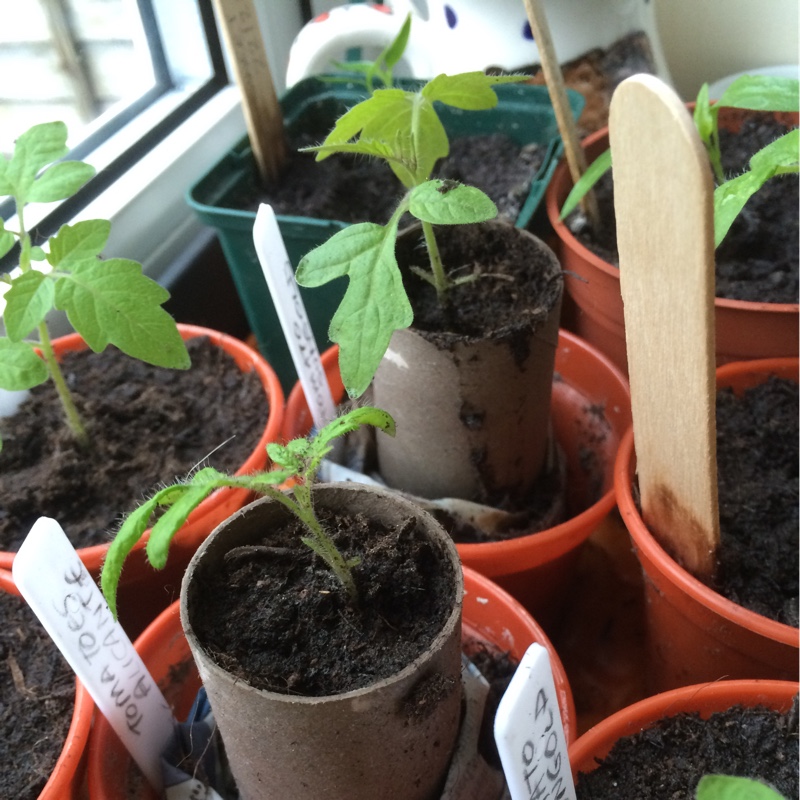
[
  {"x1": 610, "y1": 74, "x2": 720, "y2": 582},
  {"x1": 213, "y1": 0, "x2": 287, "y2": 185},
  {"x1": 522, "y1": 0, "x2": 600, "y2": 228}
]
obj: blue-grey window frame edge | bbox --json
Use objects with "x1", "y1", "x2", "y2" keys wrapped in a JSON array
[{"x1": 1, "y1": 0, "x2": 229, "y2": 272}]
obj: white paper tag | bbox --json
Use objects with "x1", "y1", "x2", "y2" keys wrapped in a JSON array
[
  {"x1": 13, "y1": 518, "x2": 175, "y2": 792},
  {"x1": 494, "y1": 643, "x2": 576, "y2": 800},
  {"x1": 253, "y1": 203, "x2": 337, "y2": 429}
]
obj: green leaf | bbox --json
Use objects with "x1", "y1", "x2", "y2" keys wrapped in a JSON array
[
  {"x1": 0, "y1": 339, "x2": 48, "y2": 390},
  {"x1": 714, "y1": 169, "x2": 770, "y2": 247},
  {"x1": 317, "y1": 89, "x2": 409, "y2": 152},
  {"x1": 296, "y1": 221, "x2": 413, "y2": 397},
  {"x1": 317, "y1": 89, "x2": 448, "y2": 186},
  {"x1": 315, "y1": 406, "x2": 396, "y2": 453},
  {"x1": 696, "y1": 774, "x2": 787, "y2": 800},
  {"x1": 1, "y1": 121, "x2": 69, "y2": 201},
  {"x1": 714, "y1": 130, "x2": 799, "y2": 246},
  {"x1": 382, "y1": 13, "x2": 411, "y2": 71},
  {"x1": 304, "y1": 138, "x2": 400, "y2": 164},
  {"x1": 53, "y1": 258, "x2": 190, "y2": 368},
  {"x1": 693, "y1": 83, "x2": 714, "y2": 144},
  {"x1": 422, "y1": 72, "x2": 526, "y2": 110},
  {"x1": 718, "y1": 75, "x2": 800, "y2": 113},
  {"x1": 267, "y1": 440, "x2": 305, "y2": 472},
  {"x1": 145, "y1": 480, "x2": 221, "y2": 569},
  {"x1": 27, "y1": 161, "x2": 95, "y2": 203},
  {"x1": 101, "y1": 495, "x2": 162, "y2": 619},
  {"x1": 409, "y1": 180, "x2": 497, "y2": 224},
  {"x1": 3, "y1": 270, "x2": 55, "y2": 341},
  {"x1": 750, "y1": 127, "x2": 800, "y2": 172},
  {"x1": 560, "y1": 148, "x2": 613, "y2": 219},
  {"x1": 46, "y1": 220, "x2": 110, "y2": 268}
]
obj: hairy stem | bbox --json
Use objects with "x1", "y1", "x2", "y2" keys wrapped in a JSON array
[
  {"x1": 421, "y1": 219, "x2": 449, "y2": 302},
  {"x1": 36, "y1": 321, "x2": 89, "y2": 447},
  {"x1": 269, "y1": 482, "x2": 359, "y2": 603}
]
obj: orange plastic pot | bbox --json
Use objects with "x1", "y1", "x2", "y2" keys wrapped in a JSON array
[
  {"x1": 569, "y1": 679, "x2": 799, "y2": 783},
  {"x1": 0, "y1": 324, "x2": 285, "y2": 638},
  {"x1": 0, "y1": 570, "x2": 94, "y2": 799},
  {"x1": 283, "y1": 331, "x2": 632, "y2": 633},
  {"x1": 87, "y1": 565, "x2": 576, "y2": 799},
  {"x1": 615, "y1": 358, "x2": 799, "y2": 692},
  {"x1": 545, "y1": 123, "x2": 800, "y2": 376}
]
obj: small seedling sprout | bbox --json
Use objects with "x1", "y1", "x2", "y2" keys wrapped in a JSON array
[
  {"x1": 294, "y1": 55, "x2": 528, "y2": 398},
  {"x1": 0, "y1": 122, "x2": 189, "y2": 449},
  {"x1": 100, "y1": 405, "x2": 396, "y2": 618},
  {"x1": 328, "y1": 13, "x2": 413, "y2": 93},
  {"x1": 560, "y1": 74, "x2": 799, "y2": 248},
  {"x1": 696, "y1": 774, "x2": 788, "y2": 800}
]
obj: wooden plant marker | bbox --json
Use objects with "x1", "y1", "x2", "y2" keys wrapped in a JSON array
[
  {"x1": 522, "y1": 0, "x2": 599, "y2": 229},
  {"x1": 609, "y1": 74, "x2": 720, "y2": 581},
  {"x1": 213, "y1": 0, "x2": 287, "y2": 184}
]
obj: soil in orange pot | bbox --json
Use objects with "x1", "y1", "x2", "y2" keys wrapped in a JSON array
[
  {"x1": 574, "y1": 698, "x2": 799, "y2": 798},
  {"x1": 0, "y1": 337, "x2": 269, "y2": 552},
  {"x1": 564, "y1": 113, "x2": 799, "y2": 305},
  {"x1": 714, "y1": 376, "x2": 798, "y2": 626},
  {"x1": 0, "y1": 591, "x2": 74, "y2": 800}
]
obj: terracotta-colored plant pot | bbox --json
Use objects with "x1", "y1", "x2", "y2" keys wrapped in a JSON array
[
  {"x1": 0, "y1": 572, "x2": 94, "y2": 800},
  {"x1": 615, "y1": 358, "x2": 799, "y2": 692},
  {"x1": 283, "y1": 331, "x2": 632, "y2": 633},
  {"x1": 569, "y1": 678, "x2": 799, "y2": 784},
  {"x1": 86, "y1": 562, "x2": 575, "y2": 799},
  {"x1": 0, "y1": 324, "x2": 285, "y2": 638},
  {"x1": 545, "y1": 122, "x2": 800, "y2": 376}
]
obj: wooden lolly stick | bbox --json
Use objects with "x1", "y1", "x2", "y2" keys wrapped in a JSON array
[
  {"x1": 610, "y1": 74, "x2": 720, "y2": 581},
  {"x1": 213, "y1": 0, "x2": 287, "y2": 185}
]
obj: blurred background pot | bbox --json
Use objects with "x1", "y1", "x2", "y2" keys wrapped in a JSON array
[{"x1": 545, "y1": 116, "x2": 799, "y2": 376}]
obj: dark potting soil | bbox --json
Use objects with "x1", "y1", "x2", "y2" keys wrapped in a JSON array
[
  {"x1": 400, "y1": 221, "x2": 563, "y2": 342},
  {"x1": 0, "y1": 337, "x2": 269, "y2": 551},
  {"x1": 233, "y1": 132, "x2": 545, "y2": 225},
  {"x1": 190, "y1": 503, "x2": 457, "y2": 697},
  {"x1": 567, "y1": 113, "x2": 799, "y2": 304},
  {"x1": 575, "y1": 698, "x2": 799, "y2": 799},
  {"x1": 0, "y1": 591, "x2": 75, "y2": 800},
  {"x1": 714, "y1": 376, "x2": 799, "y2": 626}
]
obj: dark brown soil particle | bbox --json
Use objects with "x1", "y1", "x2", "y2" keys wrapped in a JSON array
[
  {"x1": 0, "y1": 591, "x2": 75, "y2": 800},
  {"x1": 190, "y1": 503, "x2": 457, "y2": 697},
  {"x1": 575, "y1": 699, "x2": 799, "y2": 799},
  {"x1": 0, "y1": 336, "x2": 269, "y2": 552}
]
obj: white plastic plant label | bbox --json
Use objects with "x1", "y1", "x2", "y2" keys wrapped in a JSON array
[
  {"x1": 494, "y1": 643, "x2": 576, "y2": 800},
  {"x1": 253, "y1": 203, "x2": 337, "y2": 430},
  {"x1": 13, "y1": 517, "x2": 175, "y2": 792}
]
